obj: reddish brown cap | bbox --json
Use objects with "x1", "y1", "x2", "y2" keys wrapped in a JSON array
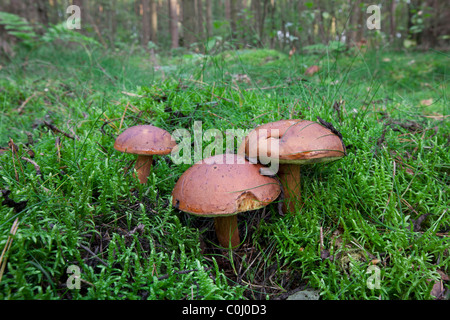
[
  {"x1": 238, "y1": 119, "x2": 346, "y2": 164},
  {"x1": 172, "y1": 154, "x2": 281, "y2": 217},
  {"x1": 278, "y1": 120, "x2": 346, "y2": 163},
  {"x1": 238, "y1": 119, "x2": 301, "y2": 159},
  {"x1": 114, "y1": 125, "x2": 177, "y2": 155}
]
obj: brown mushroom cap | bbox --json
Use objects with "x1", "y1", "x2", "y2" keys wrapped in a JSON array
[
  {"x1": 171, "y1": 154, "x2": 281, "y2": 217},
  {"x1": 278, "y1": 120, "x2": 346, "y2": 163},
  {"x1": 114, "y1": 125, "x2": 176, "y2": 155},
  {"x1": 238, "y1": 119, "x2": 346, "y2": 214},
  {"x1": 238, "y1": 119, "x2": 346, "y2": 164}
]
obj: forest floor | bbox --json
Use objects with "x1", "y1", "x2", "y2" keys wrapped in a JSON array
[{"x1": 0, "y1": 44, "x2": 449, "y2": 300}]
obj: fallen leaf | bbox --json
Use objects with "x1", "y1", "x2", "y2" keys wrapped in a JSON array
[
  {"x1": 420, "y1": 99, "x2": 433, "y2": 106},
  {"x1": 304, "y1": 65, "x2": 320, "y2": 75}
]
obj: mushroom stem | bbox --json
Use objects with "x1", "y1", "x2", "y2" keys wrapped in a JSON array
[
  {"x1": 134, "y1": 155, "x2": 153, "y2": 184},
  {"x1": 214, "y1": 215, "x2": 240, "y2": 248},
  {"x1": 278, "y1": 163, "x2": 301, "y2": 213}
]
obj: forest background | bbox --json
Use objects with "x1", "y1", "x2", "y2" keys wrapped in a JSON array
[{"x1": 1, "y1": 0, "x2": 449, "y2": 56}]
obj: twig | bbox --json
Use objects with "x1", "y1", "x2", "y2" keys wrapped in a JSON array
[
  {"x1": 320, "y1": 226, "x2": 324, "y2": 251},
  {"x1": 21, "y1": 157, "x2": 42, "y2": 177},
  {"x1": 78, "y1": 243, "x2": 109, "y2": 267},
  {"x1": 250, "y1": 112, "x2": 270, "y2": 122},
  {"x1": 210, "y1": 92, "x2": 235, "y2": 104},
  {"x1": 206, "y1": 111, "x2": 235, "y2": 126},
  {"x1": 43, "y1": 121, "x2": 79, "y2": 140},
  {"x1": 0, "y1": 218, "x2": 20, "y2": 283},
  {"x1": 16, "y1": 92, "x2": 37, "y2": 114},
  {"x1": 8, "y1": 138, "x2": 22, "y2": 181},
  {"x1": 119, "y1": 102, "x2": 129, "y2": 130},
  {"x1": 55, "y1": 137, "x2": 61, "y2": 163},
  {"x1": 21, "y1": 157, "x2": 50, "y2": 193}
]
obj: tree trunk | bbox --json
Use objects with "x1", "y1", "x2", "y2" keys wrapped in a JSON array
[
  {"x1": 316, "y1": 0, "x2": 327, "y2": 43},
  {"x1": 230, "y1": 0, "x2": 238, "y2": 39},
  {"x1": 205, "y1": 0, "x2": 212, "y2": 38},
  {"x1": 182, "y1": 0, "x2": 197, "y2": 49},
  {"x1": 269, "y1": 0, "x2": 276, "y2": 49},
  {"x1": 36, "y1": 0, "x2": 49, "y2": 26},
  {"x1": 141, "y1": 0, "x2": 150, "y2": 47},
  {"x1": 346, "y1": 0, "x2": 360, "y2": 47},
  {"x1": 168, "y1": 0, "x2": 179, "y2": 48},
  {"x1": 389, "y1": 0, "x2": 397, "y2": 43},
  {"x1": 196, "y1": 0, "x2": 204, "y2": 47},
  {"x1": 252, "y1": 0, "x2": 269, "y2": 46},
  {"x1": 225, "y1": 0, "x2": 231, "y2": 21},
  {"x1": 150, "y1": 0, "x2": 158, "y2": 44}
]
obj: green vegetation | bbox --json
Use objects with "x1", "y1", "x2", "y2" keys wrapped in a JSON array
[{"x1": 0, "y1": 41, "x2": 448, "y2": 300}]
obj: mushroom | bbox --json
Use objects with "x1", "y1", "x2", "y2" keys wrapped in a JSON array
[
  {"x1": 114, "y1": 125, "x2": 177, "y2": 184},
  {"x1": 238, "y1": 119, "x2": 346, "y2": 213},
  {"x1": 171, "y1": 153, "x2": 281, "y2": 248}
]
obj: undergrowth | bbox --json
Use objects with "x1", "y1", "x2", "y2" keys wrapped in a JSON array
[{"x1": 0, "y1": 43, "x2": 448, "y2": 300}]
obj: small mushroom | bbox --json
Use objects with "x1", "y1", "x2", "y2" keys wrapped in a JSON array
[
  {"x1": 114, "y1": 125, "x2": 177, "y2": 184},
  {"x1": 238, "y1": 119, "x2": 346, "y2": 213},
  {"x1": 171, "y1": 153, "x2": 281, "y2": 248}
]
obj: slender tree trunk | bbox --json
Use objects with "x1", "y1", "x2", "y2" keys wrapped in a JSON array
[
  {"x1": 252, "y1": 0, "x2": 269, "y2": 46},
  {"x1": 356, "y1": 0, "x2": 364, "y2": 43},
  {"x1": 106, "y1": 0, "x2": 116, "y2": 45},
  {"x1": 169, "y1": 0, "x2": 179, "y2": 48},
  {"x1": 346, "y1": 0, "x2": 360, "y2": 47},
  {"x1": 389, "y1": 0, "x2": 397, "y2": 42},
  {"x1": 182, "y1": 0, "x2": 197, "y2": 49},
  {"x1": 196, "y1": 0, "x2": 204, "y2": 46},
  {"x1": 316, "y1": 0, "x2": 326, "y2": 43},
  {"x1": 225, "y1": 0, "x2": 231, "y2": 21},
  {"x1": 251, "y1": 0, "x2": 260, "y2": 40},
  {"x1": 141, "y1": 0, "x2": 150, "y2": 47},
  {"x1": 269, "y1": 0, "x2": 276, "y2": 48},
  {"x1": 36, "y1": 0, "x2": 49, "y2": 26},
  {"x1": 205, "y1": 0, "x2": 212, "y2": 38},
  {"x1": 150, "y1": 0, "x2": 158, "y2": 43},
  {"x1": 230, "y1": 0, "x2": 238, "y2": 40}
]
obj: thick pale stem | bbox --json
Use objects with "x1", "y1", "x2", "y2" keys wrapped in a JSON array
[
  {"x1": 214, "y1": 215, "x2": 240, "y2": 248},
  {"x1": 134, "y1": 155, "x2": 153, "y2": 184},
  {"x1": 278, "y1": 163, "x2": 301, "y2": 213}
]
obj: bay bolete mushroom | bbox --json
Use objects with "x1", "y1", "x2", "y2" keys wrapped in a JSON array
[
  {"x1": 238, "y1": 119, "x2": 346, "y2": 213},
  {"x1": 114, "y1": 125, "x2": 177, "y2": 184},
  {"x1": 171, "y1": 153, "x2": 281, "y2": 248}
]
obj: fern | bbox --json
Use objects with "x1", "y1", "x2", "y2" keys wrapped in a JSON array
[
  {"x1": 42, "y1": 22, "x2": 100, "y2": 47},
  {"x1": 0, "y1": 11, "x2": 100, "y2": 49},
  {"x1": 0, "y1": 11, "x2": 37, "y2": 47}
]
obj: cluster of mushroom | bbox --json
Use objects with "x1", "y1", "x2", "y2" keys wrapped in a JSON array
[
  {"x1": 114, "y1": 119, "x2": 346, "y2": 249},
  {"x1": 237, "y1": 119, "x2": 347, "y2": 213}
]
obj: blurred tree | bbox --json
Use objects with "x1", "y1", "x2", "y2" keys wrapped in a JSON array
[
  {"x1": 168, "y1": 0, "x2": 179, "y2": 48},
  {"x1": 182, "y1": 0, "x2": 197, "y2": 48},
  {"x1": 0, "y1": 0, "x2": 447, "y2": 52}
]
